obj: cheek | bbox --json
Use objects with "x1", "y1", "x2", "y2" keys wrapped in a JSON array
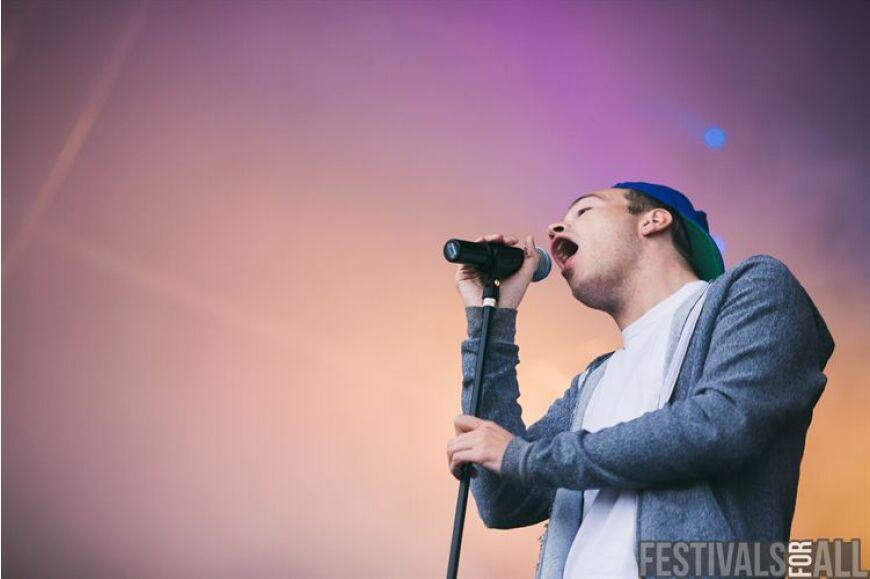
[
  {"x1": 579, "y1": 225, "x2": 628, "y2": 266},
  {"x1": 580, "y1": 222, "x2": 611, "y2": 251},
  {"x1": 595, "y1": 218, "x2": 634, "y2": 246}
]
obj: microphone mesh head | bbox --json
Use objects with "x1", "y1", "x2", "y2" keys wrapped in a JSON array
[{"x1": 532, "y1": 247, "x2": 552, "y2": 282}]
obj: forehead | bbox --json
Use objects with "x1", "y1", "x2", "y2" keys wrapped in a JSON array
[{"x1": 565, "y1": 188, "x2": 625, "y2": 213}]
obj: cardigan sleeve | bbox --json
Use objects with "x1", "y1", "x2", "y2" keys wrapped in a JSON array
[
  {"x1": 500, "y1": 257, "x2": 835, "y2": 491},
  {"x1": 460, "y1": 306, "x2": 581, "y2": 528}
]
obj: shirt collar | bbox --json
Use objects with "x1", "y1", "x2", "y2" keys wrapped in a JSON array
[{"x1": 621, "y1": 279, "x2": 708, "y2": 347}]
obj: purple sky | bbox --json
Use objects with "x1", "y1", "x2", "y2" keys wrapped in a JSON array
[{"x1": 3, "y1": 1, "x2": 869, "y2": 576}]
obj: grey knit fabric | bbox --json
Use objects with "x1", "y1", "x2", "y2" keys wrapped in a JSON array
[{"x1": 459, "y1": 255, "x2": 835, "y2": 578}]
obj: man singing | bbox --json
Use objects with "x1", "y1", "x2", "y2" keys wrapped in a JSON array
[{"x1": 446, "y1": 182, "x2": 834, "y2": 578}]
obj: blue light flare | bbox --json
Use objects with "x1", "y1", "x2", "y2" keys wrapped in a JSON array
[{"x1": 704, "y1": 126, "x2": 727, "y2": 149}]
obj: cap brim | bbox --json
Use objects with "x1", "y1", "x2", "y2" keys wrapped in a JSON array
[{"x1": 680, "y1": 217, "x2": 725, "y2": 281}]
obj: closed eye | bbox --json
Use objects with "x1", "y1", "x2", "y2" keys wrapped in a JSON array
[{"x1": 577, "y1": 207, "x2": 591, "y2": 217}]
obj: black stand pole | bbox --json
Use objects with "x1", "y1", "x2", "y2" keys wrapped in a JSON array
[{"x1": 446, "y1": 276, "x2": 500, "y2": 579}]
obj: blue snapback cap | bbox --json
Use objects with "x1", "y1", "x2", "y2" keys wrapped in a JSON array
[{"x1": 612, "y1": 181, "x2": 725, "y2": 281}]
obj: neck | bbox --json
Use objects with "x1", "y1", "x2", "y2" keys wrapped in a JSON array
[{"x1": 612, "y1": 258, "x2": 700, "y2": 331}]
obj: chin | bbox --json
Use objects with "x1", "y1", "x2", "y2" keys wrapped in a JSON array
[
  {"x1": 566, "y1": 274, "x2": 590, "y2": 302},
  {"x1": 570, "y1": 283, "x2": 592, "y2": 304},
  {"x1": 569, "y1": 272, "x2": 610, "y2": 311}
]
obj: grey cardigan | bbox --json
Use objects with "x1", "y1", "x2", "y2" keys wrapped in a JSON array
[{"x1": 459, "y1": 255, "x2": 835, "y2": 578}]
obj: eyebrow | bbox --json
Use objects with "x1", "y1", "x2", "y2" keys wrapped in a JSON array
[{"x1": 567, "y1": 192, "x2": 604, "y2": 210}]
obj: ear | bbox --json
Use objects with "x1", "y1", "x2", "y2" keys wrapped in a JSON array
[{"x1": 638, "y1": 208, "x2": 673, "y2": 237}]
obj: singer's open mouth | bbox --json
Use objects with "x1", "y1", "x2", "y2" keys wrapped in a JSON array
[{"x1": 552, "y1": 237, "x2": 579, "y2": 267}]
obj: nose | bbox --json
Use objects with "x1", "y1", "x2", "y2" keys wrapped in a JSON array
[{"x1": 547, "y1": 222, "x2": 565, "y2": 239}]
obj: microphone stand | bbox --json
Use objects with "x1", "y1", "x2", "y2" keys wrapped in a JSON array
[{"x1": 446, "y1": 275, "x2": 500, "y2": 579}]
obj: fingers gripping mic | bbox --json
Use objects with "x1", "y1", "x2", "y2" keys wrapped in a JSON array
[{"x1": 443, "y1": 239, "x2": 552, "y2": 282}]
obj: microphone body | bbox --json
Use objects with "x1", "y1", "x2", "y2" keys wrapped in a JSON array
[{"x1": 443, "y1": 239, "x2": 551, "y2": 282}]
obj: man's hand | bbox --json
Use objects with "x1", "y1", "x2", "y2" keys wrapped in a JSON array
[
  {"x1": 455, "y1": 233, "x2": 540, "y2": 309},
  {"x1": 446, "y1": 414, "x2": 515, "y2": 480}
]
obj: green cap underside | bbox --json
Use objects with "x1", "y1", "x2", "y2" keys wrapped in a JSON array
[{"x1": 680, "y1": 216, "x2": 726, "y2": 281}]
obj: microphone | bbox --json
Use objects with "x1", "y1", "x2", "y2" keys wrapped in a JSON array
[{"x1": 443, "y1": 239, "x2": 552, "y2": 282}]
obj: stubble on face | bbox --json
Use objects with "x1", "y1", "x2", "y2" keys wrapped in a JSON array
[{"x1": 563, "y1": 189, "x2": 641, "y2": 315}]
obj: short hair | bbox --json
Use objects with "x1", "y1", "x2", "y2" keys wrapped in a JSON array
[{"x1": 622, "y1": 188, "x2": 697, "y2": 276}]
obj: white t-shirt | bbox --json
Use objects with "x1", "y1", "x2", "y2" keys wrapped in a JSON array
[{"x1": 563, "y1": 280, "x2": 708, "y2": 578}]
